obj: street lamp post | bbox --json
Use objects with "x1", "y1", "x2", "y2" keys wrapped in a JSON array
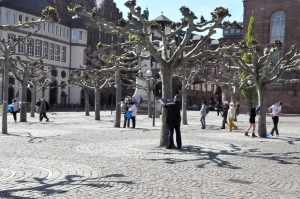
[
  {"x1": 0, "y1": 74, "x2": 3, "y2": 102},
  {"x1": 145, "y1": 67, "x2": 159, "y2": 127}
]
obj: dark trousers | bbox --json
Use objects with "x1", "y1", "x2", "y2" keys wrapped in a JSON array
[
  {"x1": 40, "y1": 112, "x2": 48, "y2": 121},
  {"x1": 167, "y1": 124, "x2": 182, "y2": 148},
  {"x1": 131, "y1": 116, "x2": 136, "y2": 128},
  {"x1": 200, "y1": 116, "x2": 206, "y2": 129},
  {"x1": 270, "y1": 116, "x2": 279, "y2": 135},
  {"x1": 123, "y1": 115, "x2": 130, "y2": 128},
  {"x1": 12, "y1": 111, "x2": 17, "y2": 121},
  {"x1": 221, "y1": 116, "x2": 228, "y2": 128}
]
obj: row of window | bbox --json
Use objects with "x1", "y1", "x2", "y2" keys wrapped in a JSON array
[
  {"x1": 8, "y1": 34, "x2": 66, "y2": 62},
  {"x1": 189, "y1": 83, "x2": 215, "y2": 92},
  {"x1": 224, "y1": 28, "x2": 243, "y2": 35},
  {"x1": 1, "y1": 9, "x2": 69, "y2": 40}
]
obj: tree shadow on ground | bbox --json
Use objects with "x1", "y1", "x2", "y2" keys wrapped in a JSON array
[
  {"x1": 278, "y1": 136, "x2": 300, "y2": 145},
  {"x1": 0, "y1": 174, "x2": 134, "y2": 199},
  {"x1": 147, "y1": 142, "x2": 300, "y2": 169},
  {"x1": 3, "y1": 132, "x2": 60, "y2": 143},
  {"x1": 147, "y1": 144, "x2": 243, "y2": 170},
  {"x1": 244, "y1": 151, "x2": 300, "y2": 165}
]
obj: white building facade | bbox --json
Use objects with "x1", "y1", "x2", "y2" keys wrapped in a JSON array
[{"x1": 0, "y1": 1, "x2": 87, "y2": 107}]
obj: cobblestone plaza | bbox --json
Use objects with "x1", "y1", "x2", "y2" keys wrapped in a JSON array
[{"x1": 0, "y1": 111, "x2": 299, "y2": 198}]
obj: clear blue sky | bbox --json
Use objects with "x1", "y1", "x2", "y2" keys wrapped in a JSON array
[{"x1": 114, "y1": 0, "x2": 244, "y2": 39}]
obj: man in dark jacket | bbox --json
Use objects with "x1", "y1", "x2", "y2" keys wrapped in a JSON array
[
  {"x1": 220, "y1": 101, "x2": 229, "y2": 129},
  {"x1": 161, "y1": 94, "x2": 182, "y2": 149},
  {"x1": 39, "y1": 98, "x2": 49, "y2": 122}
]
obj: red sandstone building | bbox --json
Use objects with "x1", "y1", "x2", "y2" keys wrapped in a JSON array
[{"x1": 231, "y1": 0, "x2": 300, "y2": 114}]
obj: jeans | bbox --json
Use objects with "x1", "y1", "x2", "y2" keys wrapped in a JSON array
[
  {"x1": 123, "y1": 115, "x2": 130, "y2": 128},
  {"x1": 270, "y1": 116, "x2": 279, "y2": 135},
  {"x1": 200, "y1": 116, "x2": 206, "y2": 128},
  {"x1": 167, "y1": 124, "x2": 181, "y2": 148}
]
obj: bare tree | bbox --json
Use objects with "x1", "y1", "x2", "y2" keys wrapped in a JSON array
[
  {"x1": 173, "y1": 61, "x2": 205, "y2": 125},
  {"x1": 8, "y1": 56, "x2": 50, "y2": 122},
  {"x1": 207, "y1": 62, "x2": 241, "y2": 103},
  {"x1": 0, "y1": 6, "x2": 59, "y2": 134},
  {"x1": 28, "y1": 70, "x2": 56, "y2": 117},
  {"x1": 70, "y1": 1, "x2": 232, "y2": 146},
  {"x1": 216, "y1": 40, "x2": 300, "y2": 137},
  {"x1": 68, "y1": 68, "x2": 114, "y2": 120},
  {"x1": 94, "y1": 50, "x2": 139, "y2": 126}
]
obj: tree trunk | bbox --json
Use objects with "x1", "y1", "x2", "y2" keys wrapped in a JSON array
[
  {"x1": 230, "y1": 87, "x2": 236, "y2": 103},
  {"x1": 147, "y1": 79, "x2": 152, "y2": 118},
  {"x1": 159, "y1": 66, "x2": 173, "y2": 147},
  {"x1": 42, "y1": 87, "x2": 46, "y2": 98},
  {"x1": 114, "y1": 67, "x2": 121, "y2": 127},
  {"x1": 94, "y1": 87, "x2": 100, "y2": 120},
  {"x1": 84, "y1": 88, "x2": 90, "y2": 116},
  {"x1": 20, "y1": 81, "x2": 28, "y2": 122},
  {"x1": 2, "y1": 57, "x2": 9, "y2": 134},
  {"x1": 30, "y1": 82, "x2": 37, "y2": 117},
  {"x1": 181, "y1": 79, "x2": 187, "y2": 125},
  {"x1": 257, "y1": 84, "x2": 267, "y2": 137}
]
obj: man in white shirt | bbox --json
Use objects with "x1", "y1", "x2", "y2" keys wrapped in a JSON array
[{"x1": 268, "y1": 101, "x2": 282, "y2": 136}]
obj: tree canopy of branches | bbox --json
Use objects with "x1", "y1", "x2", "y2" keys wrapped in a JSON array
[
  {"x1": 216, "y1": 39, "x2": 300, "y2": 137},
  {"x1": 69, "y1": 0, "x2": 236, "y2": 146},
  {"x1": 0, "y1": 6, "x2": 59, "y2": 134},
  {"x1": 68, "y1": 67, "x2": 114, "y2": 120}
]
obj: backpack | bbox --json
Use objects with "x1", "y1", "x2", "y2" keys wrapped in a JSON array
[{"x1": 45, "y1": 101, "x2": 50, "y2": 111}]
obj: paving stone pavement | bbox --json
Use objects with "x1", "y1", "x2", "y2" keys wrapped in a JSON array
[{"x1": 0, "y1": 110, "x2": 299, "y2": 199}]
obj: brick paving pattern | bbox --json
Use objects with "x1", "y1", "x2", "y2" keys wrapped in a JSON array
[{"x1": 0, "y1": 111, "x2": 299, "y2": 198}]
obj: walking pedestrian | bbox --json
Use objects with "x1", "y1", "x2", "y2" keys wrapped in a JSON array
[
  {"x1": 236, "y1": 101, "x2": 240, "y2": 116},
  {"x1": 161, "y1": 94, "x2": 182, "y2": 149},
  {"x1": 39, "y1": 98, "x2": 49, "y2": 122},
  {"x1": 215, "y1": 100, "x2": 221, "y2": 116},
  {"x1": 200, "y1": 101, "x2": 209, "y2": 129},
  {"x1": 228, "y1": 102, "x2": 238, "y2": 132},
  {"x1": 128, "y1": 101, "x2": 137, "y2": 128},
  {"x1": 75, "y1": 101, "x2": 79, "y2": 112},
  {"x1": 220, "y1": 101, "x2": 229, "y2": 129},
  {"x1": 268, "y1": 101, "x2": 282, "y2": 136},
  {"x1": 11, "y1": 99, "x2": 19, "y2": 122},
  {"x1": 245, "y1": 103, "x2": 257, "y2": 137}
]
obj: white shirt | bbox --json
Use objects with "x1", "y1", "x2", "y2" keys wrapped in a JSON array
[
  {"x1": 271, "y1": 104, "x2": 281, "y2": 117},
  {"x1": 12, "y1": 102, "x2": 19, "y2": 112},
  {"x1": 128, "y1": 104, "x2": 137, "y2": 117}
]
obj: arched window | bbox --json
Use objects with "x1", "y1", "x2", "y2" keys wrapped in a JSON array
[
  {"x1": 270, "y1": 11, "x2": 285, "y2": 63},
  {"x1": 270, "y1": 11, "x2": 285, "y2": 43}
]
